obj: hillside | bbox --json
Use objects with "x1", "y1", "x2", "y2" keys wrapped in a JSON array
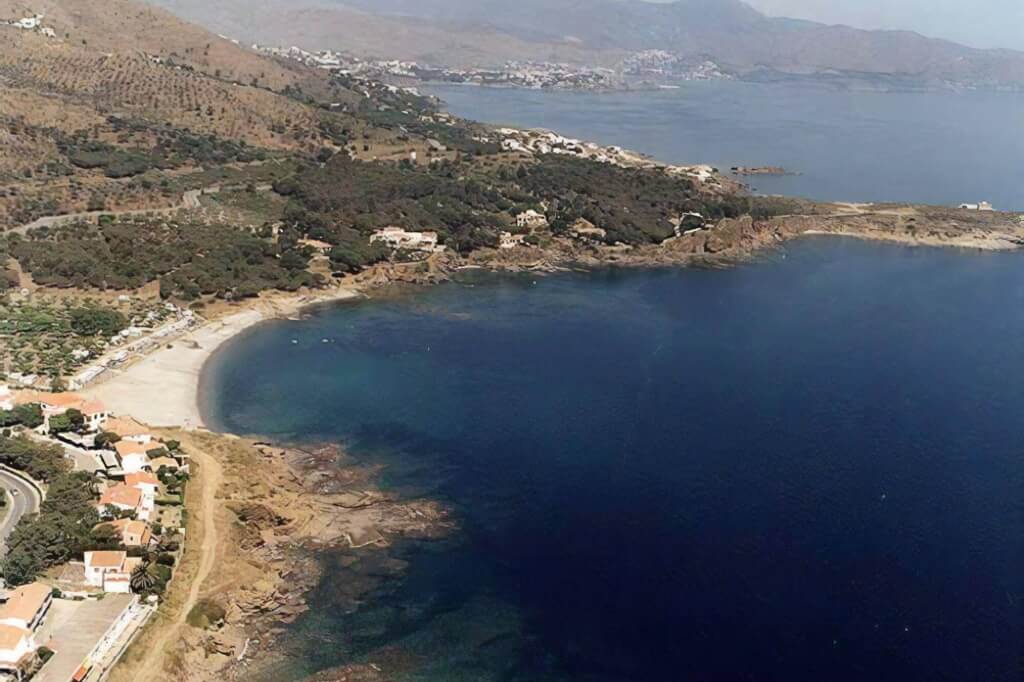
[
  {"x1": 0, "y1": 0, "x2": 387, "y2": 229},
  {"x1": 146, "y1": 0, "x2": 1024, "y2": 88}
]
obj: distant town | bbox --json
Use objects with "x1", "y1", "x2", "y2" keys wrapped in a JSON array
[{"x1": 247, "y1": 42, "x2": 733, "y2": 91}]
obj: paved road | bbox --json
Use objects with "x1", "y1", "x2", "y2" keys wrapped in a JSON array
[{"x1": 0, "y1": 469, "x2": 42, "y2": 554}]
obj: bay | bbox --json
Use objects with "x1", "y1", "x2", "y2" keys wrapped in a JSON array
[{"x1": 205, "y1": 238, "x2": 1023, "y2": 681}]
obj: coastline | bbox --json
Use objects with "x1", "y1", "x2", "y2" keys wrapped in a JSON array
[
  {"x1": 89, "y1": 219, "x2": 1024, "y2": 681},
  {"x1": 83, "y1": 207, "x2": 1024, "y2": 432},
  {"x1": 82, "y1": 286, "x2": 362, "y2": 429}
]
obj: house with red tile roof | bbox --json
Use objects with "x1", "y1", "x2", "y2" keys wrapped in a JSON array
[
  {"x1": 83, "y1": 551, "x2": 140, "y2": 594},
  {"x1": 97, "y1": 519, "x2": 152, "y2": 548},
  {"x1": 0, "y1": 583, "x2": 52, "y2": 633}
]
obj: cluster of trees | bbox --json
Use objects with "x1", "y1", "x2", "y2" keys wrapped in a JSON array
[
  {"x1": 9, "y1": 217, "x2": 321, "y2": 300},
  {"x1": 0, "y1": 433, "x2": 67, "y2": 481},
  {"x1": 67, "y1": 307, "x2": 128, "y2": 336},
  {"x1": 3, "y1": 468, "x2": 97, "y2": 586},
  {"x1": 279, "y1": 156, "x2": 527, "y2": 257},
  {"x1": 55, "y1": 122, "x2": 269, "y2": 179},
  {"x1": 272, "y1": 145, "x2": 809, "y2": 265},
  {"x1": 519, "y1": 156, "x2": 704, "y2": 244}
]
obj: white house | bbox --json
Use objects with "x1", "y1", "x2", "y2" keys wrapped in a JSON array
[
  {"x1": 515, "y1": 210, "x2": 548, "y2": 230},
  {"x1": 0, "y1": 385, "x2": 13, "y2": 412},
  {"x1": 499, "y1": 232, "x2": 527, "y2": 249},
  {"x1": 126, "y1": 472, "x2": 160, "y2": 504},
  {"x1": 370, "y1": 227, "x2": 440, "y2": 252},
  {"x1": 959, "y1": 201, "x2": 994, "y2": 211},
  {"x1": 0, "y1": 625, "x2": 35, "y2": 680},
  {"x1": 0, "y1": 583, "x2": 52, "y2": 633},
  {"x1": 115, "y1": 440, "x2": 156, "y2": 474},
  {"x1": 83, "y1": 551, "x2": 140, "y2": 594},
  {"x1": 97, "y1": 483, "x2": 148, "y2": 521},
  {"x1": 13, "y1": 392, "x2": 108, "y2": 433}
]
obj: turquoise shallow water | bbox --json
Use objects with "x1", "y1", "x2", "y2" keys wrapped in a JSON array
[
  {"x1": 425, "y1": 81, "x2": 1024, "y2": 211},
  {"x1": 205, "y1": 238, "x2": 1023, "y2": 681}
]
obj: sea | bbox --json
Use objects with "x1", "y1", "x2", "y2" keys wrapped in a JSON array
[
  {"x1": 425, "y1": 81, "x2": 1024, "y2": 211},
  {"x1": 202, "y1": 82, "x2": 1024, "y2": 681}
]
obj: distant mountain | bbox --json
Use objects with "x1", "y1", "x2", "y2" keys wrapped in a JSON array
[{"x1": 146, "y1": 0, "x2": 1024, "y2": 88}]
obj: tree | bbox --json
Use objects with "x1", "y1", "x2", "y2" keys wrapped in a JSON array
[
  {"x1": 95, "y1": 431, "x2": 121, "y2": 449},
  {"x1": 47, "y1": 414, "x2": 73, "y2": 434},
  {"x1": 130, "y1": 561, "x2": 157, "y2": 594},
  {"x1": 11, "y1": 404, "x2": 43, "y2": 429},
  {"x1": 65, "y1": 409, "x2": 85, "y2": 431},
  {"x1": 68, "y1": 307, "x2": 127, "y2": 337},
  {"x1": 89, "y1": 523, "x2": 122, "y2": 550}
]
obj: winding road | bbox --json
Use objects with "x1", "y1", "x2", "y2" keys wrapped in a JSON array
[
  {"x1": 0, "y1": 468, "x2": 42, "y2": 555},
  {"x1": 6, "y1": 189, "x2": 204, "y2": 237}
]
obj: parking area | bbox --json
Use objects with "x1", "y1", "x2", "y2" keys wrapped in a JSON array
[{"x1": 35, "y1": 595, "x2": 133, "y2": 682}]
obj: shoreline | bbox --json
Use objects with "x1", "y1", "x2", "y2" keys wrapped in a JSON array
[
  {"x1": 82, "y1": 286, "x2": 363, "y2": 429},
  {"x1": 83, "y1": 213, "x2": 1024, "y2": 432},
  {"x1": 86, "y1": 224, "x2": 1024, "y2": 681}
]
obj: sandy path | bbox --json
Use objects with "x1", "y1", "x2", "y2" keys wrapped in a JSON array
[{"x1": 132, "y1": 436, "x2": 223, "y2": 679}]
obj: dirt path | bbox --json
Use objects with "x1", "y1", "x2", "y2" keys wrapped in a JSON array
[
  {"x1": 6, "y1": 189, "x2": 204, "y2": 237},
  {"x1": 115, "y1": 434, "x2": 223, "y2": 680}
]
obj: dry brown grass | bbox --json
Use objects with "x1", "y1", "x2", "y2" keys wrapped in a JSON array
[
  {"x1": 0, "y1": 0, "x2": 307, "y2": 90},
  {"x1": 0, "y1": 31, "x2": 321, "y2": 149}
]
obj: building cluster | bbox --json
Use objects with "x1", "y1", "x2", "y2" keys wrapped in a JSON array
[
  {"x1": 496, "y1": 127, "x2": 717, "y2": 184},
  {"x1": 958, "y1": 201, "x2": 994, "y2": 211},
  {"x1": 431, "y1": 61, "x2": 618, "y2": 91},
  {"x1": 619, "y1": 51, "x2": 732, "y2": 82},
  {"x1": 0, "y1": 383, "x2": 188, "y2": 677},
  {"x1": 70, "y1": 308, "x2": 198, "y2": 391},
  {"x1": 1, "y1": 12, "x2": 57, "y2": 38}
]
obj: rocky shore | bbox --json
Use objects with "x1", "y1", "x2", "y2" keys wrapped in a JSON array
[
  {"x1": 160, "y1": 434, "x2": 453, "y2": 681},
  {"x1": 350, "y1": 203, "x2": 1024, "y2": 290}
]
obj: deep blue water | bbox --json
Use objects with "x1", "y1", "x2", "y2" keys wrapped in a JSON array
[
  {"x1": 206, "y1": 239, "x2": 1023, "y2": 681},
  {"x1": 424, "y1": 81, "x2": 1024, "y2": 211}
]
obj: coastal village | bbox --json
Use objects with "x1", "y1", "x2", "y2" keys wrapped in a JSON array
[{"x1": 0, "y1": 377, "x2": 190, "y2": 681}]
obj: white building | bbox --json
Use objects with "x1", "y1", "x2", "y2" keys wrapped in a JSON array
[
  {"x1": 13, "y1": 15, "x2": 42, "y2": 30},
  {"x1": 0, "y1": 385, "x2": 13, "y2": 411},
  {"x1": 12, "y1": 392, "x2": 108, "y2": 433},
  {"x1": 959, "y1": 201, "x2": 994, "y2": 211},
  {"x1": 499, "y1": 232, "x2": 527, "y2": 249},
  {"x1": 0, "y1": 583, "x2": 52, "y2": 633},
  {"x1": 83, "y1": 551, "x2": 140, "y2": 594},
  {"x1": 370, "y1": 227, "x2": 440, "y2": 252},
  {"x1": 0, "y1": 625, "x2": 35, "y2": 680},
  {"x1": 515, "y1": 210, "x2": 548, "y2": 230}
]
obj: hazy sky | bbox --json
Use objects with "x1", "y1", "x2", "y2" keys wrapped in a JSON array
[{"x1": 742, "y1": 0, "x2": 1024, "y2": 51}]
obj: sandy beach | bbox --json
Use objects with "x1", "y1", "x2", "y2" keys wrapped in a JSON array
[{"x1": 83, "y1": 287, "x2": 361, "y2": 428}]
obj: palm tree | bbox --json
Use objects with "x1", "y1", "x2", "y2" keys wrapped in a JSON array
[{"x1": 130, "y1": 561, "x2": 157, "y2": 594}]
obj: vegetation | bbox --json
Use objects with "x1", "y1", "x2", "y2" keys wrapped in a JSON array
[
  {"x1": 3, "y1": 471, "x2": 99, "y2": 586},
  {"x1": 0, "y1": 298, "x2": 168, "y2": 381},
  {"x1": 0, "y1": 434, "x2": 71, "y2": 482},
  {"x1": 9, "y1": 216, "x2": 322, "y2": 299},
  {"x1": 186, "y1": 599, "x2": 227, "y2": 629}
]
